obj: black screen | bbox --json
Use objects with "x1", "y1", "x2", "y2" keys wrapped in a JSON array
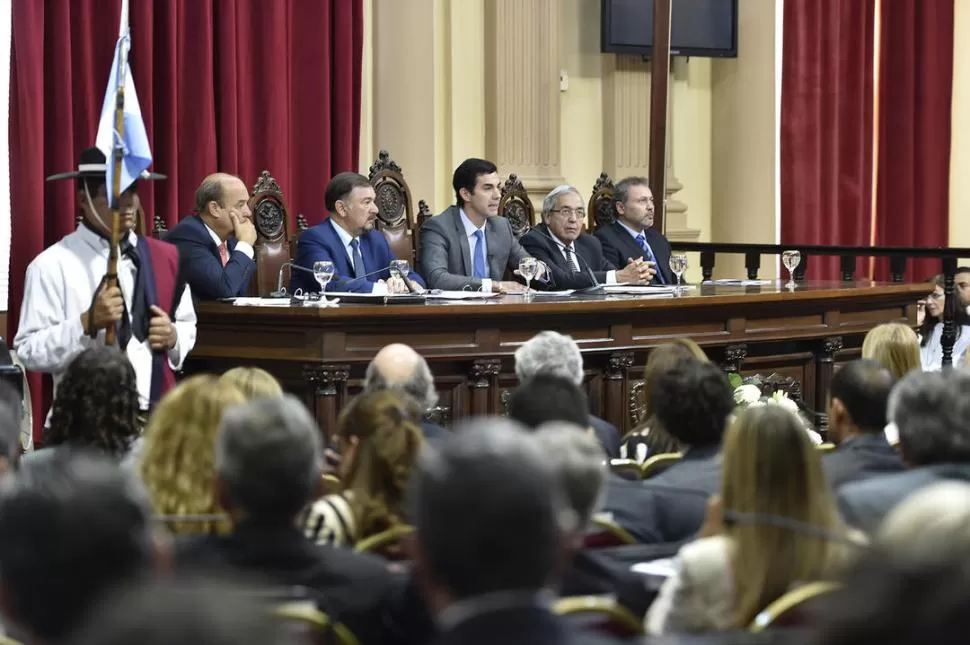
[{"x1": 602, "y1": 0, "x2": 737, "y2": 58}]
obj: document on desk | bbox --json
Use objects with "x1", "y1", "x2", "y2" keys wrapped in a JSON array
[
  {"x1": 703, "y1": 279, "x2": 772, "y2": 286},
  {"x1": 425, "y1": 291, "x2": 503, "y2": 300},
  {"x1": 601, "y1": 285, "x2": 682, "y2": 297},
  {"x1": 231, "y1": 297, "x2": 293, "y2": 307}
]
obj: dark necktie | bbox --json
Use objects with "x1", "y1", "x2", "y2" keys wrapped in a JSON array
[
  {"x1": 118, "y1": 238, "x2": 149, "y2": 347},
  {"x1": 635, "y1": 233, "x2": 665, "y2": 284},
  {"x1": 350, "y1": 239, "x2": 366, "y2": 278},
  {"x1": 564, "y1": 246, "x2": 581, "y2": 272}
]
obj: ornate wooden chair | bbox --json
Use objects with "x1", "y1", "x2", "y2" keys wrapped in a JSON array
[
  {"x1": 749, "y1": 581, "x2": 841, "y2": 632},
  {"x1": 609, "y1": 458, "x2": 643, "y2": 481},
  {"x1": 585, "y1": 513, "x2": 637, "y2": 548},
  {"x1": 640, "y1": 452, "x2": 683, "y2": 479},
  {"x1": 248, "y1": 170, "x2": 294, "y2": 296},
  {"x1": 368, "y1": 150, "x2": 417, "y2": 267},
  {"x1": 498, "y1": 174, "x2": 535, "y2": 239},
  {"x1": 151, "y1": 211, "x2": 168, "y2": 239},
  {"x1": 275, "y1": 602, "x2": 361, "y2": 645},
  {"x1": 589, "y1": 172, "x2": 617, "y2": 231},
  {"x1": 554, "y1": 596, "x2": 644, "y2": 639}
]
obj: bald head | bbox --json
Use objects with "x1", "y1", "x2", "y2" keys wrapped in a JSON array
[
  {"x1": 364, "y1": 344, "x2": 438, "y2": 412},
  {"x1": 195, "y1": 173, "x2": 250, "y2": 241}
]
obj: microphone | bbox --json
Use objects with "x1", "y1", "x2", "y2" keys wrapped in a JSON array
[
  {"x1": 271, "y1": 261, "x2": 413, "y2": 298},
  {"x1": 535, "y1": 226, "x2": 605, "y2": 294}
]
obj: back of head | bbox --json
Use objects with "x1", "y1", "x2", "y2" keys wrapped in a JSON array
[
  {"x1": 891, "y1": 370, "x2": 970, "y2": 466},
  {"x1": 216, "y1": 395, "x2": 322, "y2": 523},
  {"x1": 415, "y1": 419, "x2": 570, "y2": 600},
  {"x1": 218, "y1": 367, "x2": 283, "y2": 400},
  {"x1": 452, "y1": 158, "x2": 497, "y2": 206},
  {"x1": 650, "y1": 360, "x2": 733, "y2": 447},
  {"x1": 514, "y1": 331, "x2": 584, "y2": 386},
  {"x1": 47, "y1": 346, "x2": 140, "y2": 455},
  {"x1": 640, "y1": 343, "x2": 704, "y2": 424},
  {"x1": 325, "y1": 171, "x2": 372, "y2": 213},
  {"x1": 879, "y1": 481, "x2": 970, "y2": 564},
  {"x1": 364, "y1": 343, "x2": 439, "y2": 412},
  {"x1": 0, "y1": 449, "x2": 155, "y2": 643},
  {"x1": 508, "y1": 374, "x2": 589, "y2": 429},
  {"x1": 534, "y1": 422, "x2": 606, "y2": 527},
  {"x1": 829, "y1": 359, "x2": 895, "y2": 433},
  {"x1": 862, "y1": 323, "x2": 921, "y2": 380}
]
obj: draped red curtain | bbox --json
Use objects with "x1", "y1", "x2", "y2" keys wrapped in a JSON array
[
  {"x1": 873, "y1": 0, "x2": 953, "y2": 282},
  {"x1": 10, "y1": 0, "x2": 363, "y2": 437},
  {"x1": 780, "y1": 0, "x2": 875, "y2": 281}
]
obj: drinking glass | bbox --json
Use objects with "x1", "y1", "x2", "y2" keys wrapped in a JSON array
[
  {"x1": 313, "y1": 260, "x2": 336, "y2": 303},
  {"x1": 389, "y1": 259, "x2": 410, "y2": 280},
  {"x1": 669, "y1": 253, "x2": 688, "y2": 295},
  {"x1": 518, "y1": 257, "x2": 539, "y2": 298},
  {"x1": 781, "y1": 250, "x2": 801, "y2": 289}
]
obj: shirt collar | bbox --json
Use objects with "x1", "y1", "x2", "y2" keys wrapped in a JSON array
[
  {"x1": 201, "y1": 219, "x2": 224, "y2": 247},
  {"x1": 547, "y1": 228, "x2": 574, "y2": 251},
  {"x1": 617, "y1": 219, "x2": 644, "y2": 240},
  {"x1": 329, "y1": 218, "x2": 357, "y2": 249},
  {"x1": 459, "y1": 208, "x2": 486, "y2": 238},
  {"x1": 437, "y1": 590, "x2": 554, "y2": 632},
  {"x1": 77, "y1": 222, "x2": 137, "y2": 251}
]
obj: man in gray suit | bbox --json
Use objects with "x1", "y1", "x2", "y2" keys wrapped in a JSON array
[
  {"x1": 838, "y1": 370, "x2": 970, "y2": 533},
  {"x1": 418, "y1": 158, "x2": 549, "y2": 292}
]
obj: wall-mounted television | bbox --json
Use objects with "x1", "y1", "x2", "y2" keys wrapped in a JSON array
[{"x1": 601, "y1": 0, "x2": 738, "y2": 59}]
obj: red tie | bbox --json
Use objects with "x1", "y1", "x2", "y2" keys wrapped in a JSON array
[{"x1": 218, "y1": 242, "x2": 229, "y2": 267}]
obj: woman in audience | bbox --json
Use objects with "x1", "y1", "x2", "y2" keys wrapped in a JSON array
[
  {"x1": 218, "y1": 366, "x2": 283, "y2": 399},
  {"x1": 646, "y1": 405, "x2": 860, "y2": 634},
  {"x1": 862, "y1": 323, "x2": 922, "y2": 380},
  {"x1": 139, "y1": 375, "x2": 246, "y2": 535},
  {"x1": 45, "y1": 346, "x2": 140, "y2": 456},
  {"x1": 915, "y1": 278, "x2": 970, "y2": 370},
  {"x1": 303, "y1": 390, "x2": 423, "y2": 548},
  {"x1": 621, "y1": 339, "x2": 708, "y2": 462}
]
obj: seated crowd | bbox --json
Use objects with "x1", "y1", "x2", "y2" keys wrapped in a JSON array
[{"x1": 3, "y1": 326, "x2": 970, "y2": 645}]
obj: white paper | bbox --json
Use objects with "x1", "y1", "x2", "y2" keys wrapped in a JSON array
[
  {"x1": 425, "y1": 291, "x2": 503, "y2": 300},
  {"x1": 631, "y1": 558, "x2": 678, "y2": 578},
  {"x1": 601, "y1": 285, "x2": 683, "y2": 297},
  {"x1": 703, "y1": 279, "x2": 772, "y2": 286},
  {"x1": 532, "y1": 290, "x2": 576, "y2": 296},
  {"x1": 231, "y1": 297, "x2": 292, "y2": 307}
]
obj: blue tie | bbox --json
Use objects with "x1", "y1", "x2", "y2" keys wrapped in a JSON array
[
  {"x1": 350, "y1": 238, "x2": 365, "y2": 278},
  {"x1": 472, "y1": 229, "x2": 488, "y2": 279},
  {"x1": 635, "y1": 233, "x2": 665, "y2": 284}
]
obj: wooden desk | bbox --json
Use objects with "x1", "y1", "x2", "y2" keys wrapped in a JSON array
[{"x1": 187, "y1": 281, "x2": 926, "y2": 435}]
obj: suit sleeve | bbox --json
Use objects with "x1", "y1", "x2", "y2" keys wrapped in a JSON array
[
  {"x1": 417, "y1": 219, "x2": 481, "y2": 291},
  {"x1": 294, "y1": 234, "x2": 376, "y2": 294},
  {"x1": 596, "y1": 231, "x2": 624, "y2": 269},
  {"x1": 169, "y1": 235, "x2": 254, "y2": 300},
  {"x1": 520, "y1": 236, "x2": 595, "y2": 290},
  {"x1": 505, "y1": 222, "x2": 553, "y2": 286}
]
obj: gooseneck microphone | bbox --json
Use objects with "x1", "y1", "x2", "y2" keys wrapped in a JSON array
[{"x1": 535, "y1": 226, "x2": 605, "y2": 294}]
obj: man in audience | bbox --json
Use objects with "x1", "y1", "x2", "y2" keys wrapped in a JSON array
[
  {"x1": 594, "y1": 177, "x2": 673, "y2": 285},
  {"x1": 0, "y1": 450, "x2": 162, "y2": 644},
  {"x1": 176, "y1": 395, "x2": 394, "y2": 644},
  {"x1": 838, "y1": 370, "x2": 970, "y2": 532},
  {"x1": 514, "y1": 331, "x2": 620, "y2": 457},
  {"x1": 0, "y1": 382, "x2": 23, "y2": 474},
  {"x1": 293, "y1": 172, "x2": 425, "y2": 294},
  {"x1": 519, "y1": 186, "x2": 652, "y2": 289},
  {"x1": 165, "y1": 173, "x2": 257, "y2": 299},
  {"x1": 418, "y1": 158, "x2": 549, "y2": 293},
  {"x1": 957, "y1": 266, "x2": 970, "y2": 308},
  {"x1": 364, "y1": 343, "x2": 446, "y2": 440},
  {"x1": 411, "y1": 419, "x2": 614, "y2": 645},
  {"x1": 823, "y1": 359, "x2": 902, "y2": 490}
]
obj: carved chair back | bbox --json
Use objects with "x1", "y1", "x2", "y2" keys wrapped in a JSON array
[
  {"x1": 498, "y1": 174, "x2": 535, "y2": 239},
  {"x1": 369, "y1": 150, "x2": 417, "y2": 267},
  {"x1": 248, "y1": 170, "x2": 293, "y2": 296},
  {"x1": 589, "y1": 172, "x2": 617, "y2": 231}
]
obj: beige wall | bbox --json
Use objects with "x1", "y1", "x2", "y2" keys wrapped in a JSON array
[{"x1": 950, "y1": 0, "x2": 970, "y2": 259}]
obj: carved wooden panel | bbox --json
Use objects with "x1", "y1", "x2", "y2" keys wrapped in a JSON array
[
  {"x1": 589, "y1": 172, "x2": 616, "y2": 230},
  {"x1": 499, "y1": 174, "x2": 535, "y2": 238},
  {"x1": 368, "y1": 150, "x2": 416, "y2": 265}
]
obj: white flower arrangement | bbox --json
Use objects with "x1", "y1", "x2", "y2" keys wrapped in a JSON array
[{"x1": 730, "y1": 377, "x2": 822, "y2": 445}]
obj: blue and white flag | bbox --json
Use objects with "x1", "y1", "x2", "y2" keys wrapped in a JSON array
[{"x1": 95, "y1": 4, "x2": 151, "y2": 208}]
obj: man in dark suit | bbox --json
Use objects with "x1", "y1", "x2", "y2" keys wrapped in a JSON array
[
  {"x1": 520, "y1": 185, "x2": 652, "y2": 289},
  {"x1": 594, "y1": 177, "x2": 674, "y2": 285},
  {"x1": 293, "y1": 172, "x2": 425, "y2": 294},
  {"x1": 165, "y1": 173, "x2": 257, "y2": 299},
  {"x1": 823, "y1": 359, "x2": 903, "y2": 490},
  {"x1": 418, "y1": 158, "x2": 549, "y2": 293},
  {"x1": 175, "y1": 396, "x2": 395, "y2": 645},
  {"x1": 363, "y1": 343, "x2": 446, "y2": 441},
  {"x1": 838, "y1": 370, "x2": 970, "y2": 533}
]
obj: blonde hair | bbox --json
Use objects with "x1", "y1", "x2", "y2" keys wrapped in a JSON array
[
  {"x1": 723, "y1": 405, "x2": 850, "y2": 627},
  {"x1": 338, "y1": 390, "x2": 423, "y2": 541},
  {"x1": 140, "y1": 375, "x2": 246, "y2": 535},
  {"x1": 862, "y1": 323, "x2": 921, "y2": 380},
  {"x1": 219, "y1": 367, "x2": 283, "y2": 400}
]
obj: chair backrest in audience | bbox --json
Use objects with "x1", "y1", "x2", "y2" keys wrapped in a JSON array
[
  {"x1": 816, "y1": 443, "x2": 836, "y2": 453},
  {"x1": 609, "y1": 458, "x2": 642, "y2": 481},
  {"x1": 248, "y1": 170, "x2": 294, "y2": 296},
  {"x1": 586, "y1": 514, "x2": 637, "y2": 548},
  {"x1": 275, "y1": 602, "x2": 361, "y2": 645},
  {"x1": 588, "y1": 172, "x2": 616, "y2": 231},
  {"x1": 368, "y1": 150, "x2": 417, "y2": 267},
  {"x1": 554, "y1": 595, "x2": 644, "y2": 639},
  {"x1": 498, "y1": 173, "x2": 535, "y2": 239},
  {"x1": 640, "y1": 452, "x2": 683, "y2": 479},
  {"x1": 319, "y1": 473, "x2": 341, "y2": 495},
  {"x1": 353, "y1": 524, "x2": 415, "y2": 560},
  {"x1": 749, "y1": 581, "x2": 841, "y2": 632}
]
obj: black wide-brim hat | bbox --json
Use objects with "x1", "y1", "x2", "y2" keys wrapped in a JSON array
[{"x1": 45, "y1": 146, "x2": 166, "y2": 182}]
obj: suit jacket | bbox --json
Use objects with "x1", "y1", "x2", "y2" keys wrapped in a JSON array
[
  {"x1": 643, "y1": 444, "x2": 722, "y2": 544},
  {"x1": 599, "y1": 474, "x2": 662, "y2": 544},
  {"x1": 519, "y1": 224, "x2": 615, "y2": 290},
  {"x1": 823, "y1": 433, "x2": 904, "y2": 491},
  {"x1": 594, "y1": 222, "x2": 674, "y2": 285},
  {"x1": 433, "y1": 605, "x2": 619, "y2": 645},
  {"x1": 175, "y1": 522, "x2": 395, "y2": 645},
  {"x1": 418, "y1": 206, "x2": 534, "y2": 291},
  {"x1": 589, "y1": 414, "x2": 621, "y2": 459},
  {"x1": 164, "y1": 215, "x2": 254, "y2": 300},
  {"x1": 292, "y1": 218, "x2": 426, "y2": 294},
  {"x1": 837, "y1": 462, "x2": 970, "y2": 533}
]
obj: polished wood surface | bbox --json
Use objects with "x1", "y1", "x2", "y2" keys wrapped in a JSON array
[{"x1": 187, "y1": 281, "x2": 927, "y2": 435}]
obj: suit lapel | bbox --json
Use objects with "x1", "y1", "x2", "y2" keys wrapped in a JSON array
[
  {"x1": 611, "y1": 222, "x2": 642, "y2": 264},
  {"x1": 485, "y1": 217, "x2": 506, "y2": 279},
  {"x1": 323, "y1": 219, "x2": 356, "y2": 278},
  {"x1": 451, "y1": 208, "x2": 473, "y2": 276},
  {"x1": 538, "y1": 224, "x2": 574, "y2": 272}
]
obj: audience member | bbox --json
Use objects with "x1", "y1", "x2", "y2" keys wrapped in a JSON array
[
  {"x1": 219, "y1": 366, "x2": 283, "y2": 400},
  {"x1": 878, "y1": 481, "x2": 970, "y2": 564},
  {"x1": 861, "y1": 323, "x2": 921, "y2": 380},
  {"x1": 838, "y1": 370, "x2": 970, "y2": 532},
  {"x1": 303, "y1": 390, "x2": 423, "y2": 548},
  {"x1": 646, "y1": 405, "x2": 859, "y2": 634},
  {"x1": 919, "y1": 294, "x2": 970, "y2": 370},
  {"x1": 177, "y1": 395, "x2": 394, "y2": 645},
  {"x1": 823, "y1": 359, "x2": 902, "y2": 490},
  {"x1": 364, "y1": 343, "x2": 446, "y2": 440},
  {"x1": 0, "y1": 450, "x2": 161, "y2": 644},
  {"x1": 514, "y1": 331, "x2": 620, "y2": 456},
  {"x1": 916, "y1": 274, "x2": 945, "y2": 330},
  {"x1": 508, "y1": 374, "x2": 591, "y2": 431},
  {"x1": 0, "y1": 382, "x2": 24, "y2": 474},
  {"x1": 43, "y1": 346, "x2": 140, "y2": 456},
  {"x1": 139, "y1": 375, "x2": 246, "y2": 535}
]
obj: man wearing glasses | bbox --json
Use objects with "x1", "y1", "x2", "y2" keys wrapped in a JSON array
[{"x1": 520, "y1": 185, "x2": 653, "y2": 289}]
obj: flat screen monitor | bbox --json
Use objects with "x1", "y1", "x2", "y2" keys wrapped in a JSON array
[{"x1": 601, "y1": 0, "x2": 738, "y2": 58}]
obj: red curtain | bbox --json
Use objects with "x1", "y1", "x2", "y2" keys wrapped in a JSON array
[
  {"x1": 873, "y1": 0, "x2": 953, "y2": 282},
  {"x1": 10, "y1": 0, "x2": 363, "y2": 437},
  {"x1": 780, "y1": 0, "x2": 876, "y2": 281}
]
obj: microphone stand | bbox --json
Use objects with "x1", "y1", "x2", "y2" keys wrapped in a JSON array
[
  {"x1": 271, "y1": 262, "x2": 415, "y2": 298},
  {"x1": 535, "y1": 226, "x2": 605, "y2": 294}
]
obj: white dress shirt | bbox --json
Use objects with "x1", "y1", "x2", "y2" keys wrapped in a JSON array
[
  {"x1": 14, "y1": 225, "x2": 197, "y2": 416},
  {"x1": 328, "y1": 220, "x2": 387, "y2": 294},
  {"x1": 459, "y1": 208, "x2": 491, "y2": 292},
  {"x1": 920, "y1": 322, "x2": 970, "y2": 371},
  {"x1": 547, "y1": 230, "x2": 617, "y2": 284},
  {"x1": 202, "y1": 221, "x2": 254, "y2": 259}
]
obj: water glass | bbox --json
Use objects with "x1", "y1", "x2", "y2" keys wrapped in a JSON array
[
  {"x1": 518, "y1": 257, "x2": 539, "y2": 297},
  {"x1": 669, "y1": 253, "x2": 688, "y2": 293},
  {"x1": 313, "y1": 260, "x2": 335, "y2": 302},
  {"x1": 389, "y1": 259, "x2": 410, "y2": 280},
  {"x1": 781, "y1": 250, "x2": 801, "y2": 288}
]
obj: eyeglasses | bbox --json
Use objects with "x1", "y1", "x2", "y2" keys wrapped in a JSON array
[{"x1": 550, "y1": 207, "x2": 585, "y2": 220}]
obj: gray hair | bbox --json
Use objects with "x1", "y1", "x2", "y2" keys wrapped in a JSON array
[
  {"x1": 891, "y1": 370, "x2": 970, "y2": 466},
  {"x1": 414, "y1": 418, "x2": 574, "y2": 599},
  {"x1": 541, "y1": 185, "x2": 582, "y2": 218},
  {"x1": 879, "y1": 481, "x2": 970, "y2": 563},
  {"x1": 364, "y1": 355, "x2": 439, "y2": 412},
  {"x1": 613, "y1": 176, "x2": 650, "y2": 209},
  {"x1": 534, "y1": 422, "x2": 606, "y2": 527},
  {"x1": 515, "y1": 331, "x2": 584, "y2": 386},
  {"x1": 215, "y1": 395, "x2": 322, "y2": 521}
]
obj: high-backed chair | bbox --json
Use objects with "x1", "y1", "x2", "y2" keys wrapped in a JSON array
[
  {"x1": 151, "y1": 212, "x2": 168, "y2": 239},
  {"x1": 641, "y1": 452, "x2": 683, "y2": 479},
  {"x1": 248, "y1": 170, "x2": 294, "y2": 296},
  {"x1": 498, "y1": 174, "x2": 535, "y2": 239},
  {"x1": 368, "y1": 150, "x2": 417, "y2": 267},
  {"x1": 589, "y1": 172, "x2": 616, "y2": 231},
  {"x1": 554, "y1": 596, "x2": 645, "y2": 639},
  {"x1": 749, "y1": 581, "x2": 841, "y2": 632}
]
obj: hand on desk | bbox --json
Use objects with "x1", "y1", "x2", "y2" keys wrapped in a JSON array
[
  {"x1": 623, "y1": 257, "x2": 657, "y2": 284},
  {"x1": 496, "y1": 281, "x2": 527, "y2": 294},
  {"x1": 385, "y1": 277, "x2": 425, "y2": 294}
]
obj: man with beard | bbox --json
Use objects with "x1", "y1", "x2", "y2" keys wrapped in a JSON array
[{"x1": 594, "y1": 177, "x2": 673, "y2": 285}]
